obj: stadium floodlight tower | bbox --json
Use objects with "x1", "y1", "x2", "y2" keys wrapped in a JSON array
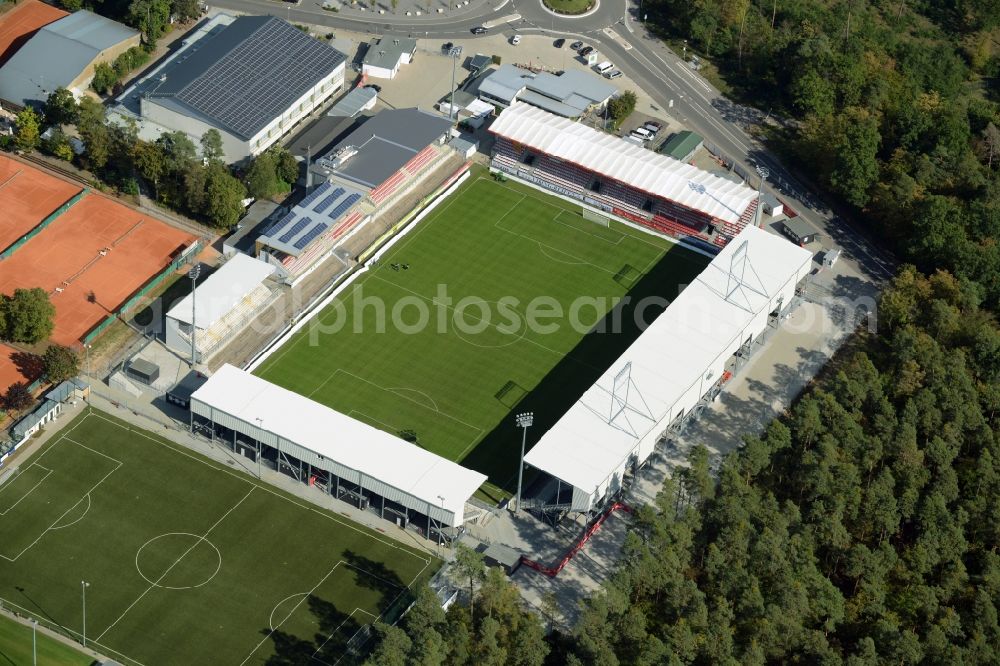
[
  {"x1": 30, "y1": 618, "x2": 37, "y2": 665},
  {"x1": 188, "y1": 263, "x2": 201, "y2": 366},
  {"x1": 754, "y1": 165, "x2": 770, "y2": 227},
  {"x1": 447, "y1": 45, "x2": 463, "y2": 120},
  {"x1": 515, "y1": 411, "x2": 533, "y2": 511}
]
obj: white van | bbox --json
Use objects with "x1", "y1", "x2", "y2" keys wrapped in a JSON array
[
  {"x1": 631, "y1": 127, "x2": 653, "y2": 140},
  {"x1": 595, "y1": 61, "x2": 614, "y2": 74}
]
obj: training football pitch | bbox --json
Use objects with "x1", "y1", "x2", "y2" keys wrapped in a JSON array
[
  {"x1": 0, "y1": 410, "x2": 435, "y2": 666},
  {"x1": 257, "y1": 171, "x2": 710, "y2": 498}
]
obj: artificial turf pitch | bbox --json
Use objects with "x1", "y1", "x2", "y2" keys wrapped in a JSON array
[
  {"x1": 0, "y1": 410, "x2": 435, "y2": 666},
  {"x1": 256, "y1": 172, "x2": 710, "y2": 498}
]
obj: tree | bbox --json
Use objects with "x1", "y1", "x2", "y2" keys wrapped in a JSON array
[
  {"x1": 43, "y1": 87, "x2": 78, "y2": 126},
  {"x1": 453, "y1": 543, "x2": 486, "y2": 621},
  {"x1": 91, "y1": 62, "x2": 118, "y2": 95},
  {"x1": 361, "y1": 622, "x2": 410, "y2": 666},
  {"x1": 57, "y1": 0, "x2": 83, "y2": 9},
  {"x1": 4, "y1": 288, "x2": 55, "y2": 344},
  {"x1": 830, "y1": 108, "x2": 881, "y2": 207},
  {"x1": 133, "y1": 140, "x2": 167, "y2": 197},
  {"x1": 981, "y1": 122, "x2": 1000, "y2": 169},
  {"x1": 127, "y1": 0, "x2": 172, "y2": 43},
  {"x1": 273, "y1": 147, "x2": 299, "y2": 185},
  {"x1": 607, "y1": 91, "x2": 637, "y2": 124},
  {"x1": 200, "y1": 129, "x2": 224, "y2": 164},
  {"x1": 76, "y1": 98, "x2": 111, "y2": 170},
  {"x1": 41, "y1": 128, "x2": 75, "y2": 162},
  {"x1": 3, "y1": 383, "x2": 32, "y2": 412},
  {"x1": 42, "y1": 345, "x2": 79, "y2": 384},
  {"x1": 171, "y1": 0, "x2": 202, "y2": 21},
  {"x1": 204, "y1": 164, "x2": 246, "y2": 228},
  {"x1": 14, "y1": 107, "x2": 40, "y2": 153},
  {"x1": 244, "y1": 150, "x2": 279, "y2": 199}
]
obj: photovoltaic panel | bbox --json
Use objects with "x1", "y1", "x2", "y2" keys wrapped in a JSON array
[
  {"x1": 262, "y1": 210, "x2": 296, "y2": 238},
  {"x1": 298, "y1": 181, "x2": 332, "y2": 210},
  {"x1": 313, "y1": 187, "x2": 346, "y2": 214},
  {"x1": 279, "y1": 216, "x2": 312, "y2": 243},
  {"x1": 293, "y1": 222, "x2": 329, "y2": 249},
  {"x1": 327, "y1": 193, "x2": 361, "y2": 220},
  {"x1": 170, "y1": 18, "x2": 347, "y2": 140}
]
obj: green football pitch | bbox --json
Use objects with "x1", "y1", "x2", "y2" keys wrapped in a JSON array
[
  {"x1": 0, "y1": 410, "x2": 435, "y2": 666},
  {"x1": 256, "y1": 172, "x2": 710, "y2": 499}
]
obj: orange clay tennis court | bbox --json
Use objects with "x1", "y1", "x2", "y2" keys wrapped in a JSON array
[
  {"x1": 0, "y1": 0, "x2": 67, "y2": 65},
  {"x1": 0, "y1": 155, "x2": 80, "y2": 252},
  {"x1": 0, "y1": 343, "x2": 38, "y2": 390},
  {"x1": 0, "y1": 158, "x2": 196, "y2": 347}
]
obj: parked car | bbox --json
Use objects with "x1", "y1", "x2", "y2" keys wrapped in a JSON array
[
  {"x1": 605, "y1": 69, "x2": 623, "y2": 79},
  {"x1": 554, "y1": 38, "x2": 565, "y2": 48},
  {"x1": 579, "y1": 45, "x2": 594, "y2": 56},
  {"x1": 511, "y1": 34, "x2": 521, "y2": 45},
  {"x1": 595, "y1": 61, "x2": 614, "y2": 74},
  {"x1": 631, "y1": 127, "x2": 653, "y2": 140},
  {"x1": 570, "y1": 40, "x2": 584, "y2": 50},
  {"x1": 442, "y1": 42, "x2": 454, "y2": 53},
  {"x1": 624, "y1": 135, "x2": 645, "y2": 146},
  {"x1": 643, "y1": 120, "x2": 663, "y2": 132},
  {"x1": 471, "y1": 26, "x2": 487, "y2": 34}
]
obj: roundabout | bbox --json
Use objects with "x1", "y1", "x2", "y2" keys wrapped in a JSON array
[
  {"x1": 539, "y1": 0, "x2": 600, "y2": 18},
  {"x1": 135, "y1": 532, "x2": 223, "y2": 590}
]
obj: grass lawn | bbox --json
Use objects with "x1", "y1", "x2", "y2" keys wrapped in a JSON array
[
  {"x1": 0, "y1": 613, "x2": 91, "y2": 666},
  {"x1": 256, "y1": 172, "x2": 709, "y2": 500},
  {"x1": 542, "y1": 0, "x2": 594, "y2": 14},
  {"x1": 0, "y1": 410, "x2": 435, "y2": 666}
]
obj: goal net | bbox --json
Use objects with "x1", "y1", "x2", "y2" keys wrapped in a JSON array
[{"x1": 582, "y1": 207, "x2": 610, "y2": 228}]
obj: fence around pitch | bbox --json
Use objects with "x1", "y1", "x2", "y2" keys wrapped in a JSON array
[{"x1": 82, "y1": 239, "x2": 202, "y2": 345}]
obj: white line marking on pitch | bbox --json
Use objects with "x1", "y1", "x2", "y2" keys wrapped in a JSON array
[
  {"x1": 240, "y1": 561, "x2": 344, "y2": 666},
  {"x1": 0, "y1": 464, "x2": 53, "y2": 515},
  {"x1": 95, "y1": 487, "x2": 255, "y2": 642}
]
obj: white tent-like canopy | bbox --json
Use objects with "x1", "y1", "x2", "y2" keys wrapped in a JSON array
[
  {"x1": 489, "y1": 102, "x2": 757, "y2": 226},
  {"x1": 190, "y1": 364, "x2": 486, "y2": 527},
  {"x1": 524, "y1": 225, "x2": 812, "y2": 512}
]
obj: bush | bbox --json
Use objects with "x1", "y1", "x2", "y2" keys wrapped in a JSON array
[{"x1": 3, "y1": 382, "x2": 32, "y2": 412}]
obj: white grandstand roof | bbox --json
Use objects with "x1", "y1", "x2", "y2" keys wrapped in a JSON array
[
  {"x1": 190, "y1": 365, "x2": 487, "y2": 524},
  {"x1": 524, "y1": 225, "x2": 812, "y2": 494},
  {"x1": 167, "y1": 254, "x2": 275, "y2": 329},
  {"x1": 489, "y1": 103, "x2": 757, "y2": 225}
]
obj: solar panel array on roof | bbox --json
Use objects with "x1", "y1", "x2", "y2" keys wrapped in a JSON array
[
  {"x1": 263, "y1": 210, "x2": 295, "y2": 237},
  {"x1": 155, "y1": 17, "x2": 346, "y2": 140},
  {"x1": 293, "y1": 222, "x2": 329, "y2": 249},
  {"x1": 297, "y1": 181, "x2": 332, "y2": 210},
  {"x1": 313, "y1": 187, "x2": 346, "y2": 214},
  {"x1": 278, "y1": 217, "x2": 312, "y2": 243},
  {"x1": 327, "y1": 193, "x2": 361, "y2": 220}
]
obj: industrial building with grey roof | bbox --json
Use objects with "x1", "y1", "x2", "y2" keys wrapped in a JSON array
[
  {"x1": 310, "y1": 107, "x2": 453, "y2": 191},
  {"x1": 0, "y1": 10, "x2": 139, "y2": 109},
  {"x1": 112, "y1": 13, "x2": 346, "y2": 163},
  {"x1": 477, "y1": 64, "x2": 617, "y2": 118}
]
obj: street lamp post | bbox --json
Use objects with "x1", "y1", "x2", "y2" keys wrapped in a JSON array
[
  {"x1": 755, "y1": 165, "x2": 770, "y2": 227},
  {"x1": 31, "y1": 619, "x2": 37, "y2": 666},
  {"x1": 683, "y1": 39, "x2": 687, "y2": 62},
  {"x1": 188, "y1": 264, "x2": 201, "y2": 367},
  {"x1": 515, "y1": 412, "x2": 533, "y2": 511},
  {"x1": 80, "y1": 581, "x2": 89, "y2": 648}
]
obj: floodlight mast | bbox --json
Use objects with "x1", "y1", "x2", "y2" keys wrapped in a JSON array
[
  {"x1": 515, "y1": 412, "x2": 533, "y2": 511},
  {"x1": 754, "y1": 165, "x2": 769, "y2": 227},
  {"x1": 188, "y1": 264, "x2": 201, "y2": 366}
]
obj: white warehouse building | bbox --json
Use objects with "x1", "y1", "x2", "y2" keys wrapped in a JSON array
[
  {"x1": 524, "y1": 225, "x2": 812, "y2": 514},
  {"x1": 190, "y1": 365, "x2": 487, "y2": 538},
  {"x1": 113, "y1": 14, "x2": 346, "y2": 163}
]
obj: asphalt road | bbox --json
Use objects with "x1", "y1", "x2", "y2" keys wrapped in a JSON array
[{"x1": 210, "y1": 0, "x2": 895, "y2": 282}]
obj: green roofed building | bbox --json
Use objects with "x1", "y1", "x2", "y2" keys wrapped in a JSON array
[{"x1": 659, "y1": 130, "x2": 703, "y2": 162}]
